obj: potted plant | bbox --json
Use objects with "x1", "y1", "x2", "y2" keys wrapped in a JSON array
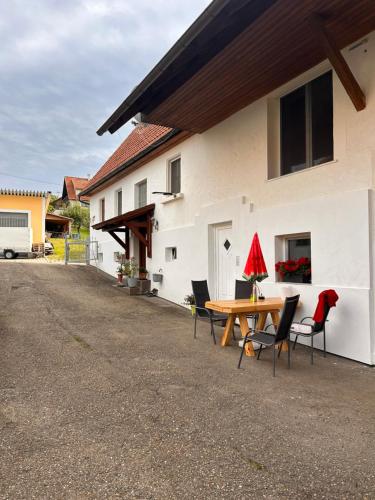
[
  {"x1": 127, "y1": 257, "x2": 139, "y2": 288},
  {"x1": 116, "y1": 264, "x2": 124, "y2": 284},
  {"x1": 183, "y1": 294, "x2": 196, "y2": 315},
  {"x1": 139, "y1": 266, "x2": 148, "y2": 280},
  {"x1": 275, "y1": 257, "x2": 311, "y2": 283}
]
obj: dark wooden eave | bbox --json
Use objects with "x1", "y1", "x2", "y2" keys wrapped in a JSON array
[
  {"x1": 92, "y1": 204, "x2": 155, "y2": 259},
  {"x1": 98, "y1": 0, "x2": 375, "y2": 135},
  {"x1": 97, "y1": 0, "x2": 277, "y2": 135}
]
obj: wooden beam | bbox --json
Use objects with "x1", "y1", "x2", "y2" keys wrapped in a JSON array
[
  {"x1": 125, "y1": 228, "x2": 130, "y2": 259},
  {"x1": 309, "y1": 14, "x2": 365, "y2": 111},
  {"x1": 127, "y1": 222, "x2": 147, "y2": 247},
  {"x1": 108, "y1": 230, "x2": 128, "y2": 252},
  {"x1": 129, "y1": 221, "x2": 148, "y2": 228},
  {"x1": 147, "y1": 215, "x2": 152, "y2": 258}
]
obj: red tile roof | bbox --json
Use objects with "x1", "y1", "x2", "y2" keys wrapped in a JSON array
[
  {"x1": 85, "y1": 124, "x2": 172, "y2": 193},
  {"x1": 63, "y1": 176, "x2": 90, "y2": 202}
]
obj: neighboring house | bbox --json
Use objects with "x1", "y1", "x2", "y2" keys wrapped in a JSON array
[
  {"x1": 0, "y1": 189, "x2": 50, "y2": 250},
  {"x1": 45, "y1": 213, "x2": 72, "y2": 237},
  {"x1": 81, "y1": 1, "x2": 375, "y2": 365},
  {"x1": 56, "y1": 176, "x2": 90, "y2": 208}
]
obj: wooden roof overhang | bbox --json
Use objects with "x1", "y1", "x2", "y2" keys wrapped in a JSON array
[
  {"x1": 98, "y1": 0, "x2": 375, "y2": 135},
  {"x1": 92, "y1": 204, "x2": 155, "y2": 259}
]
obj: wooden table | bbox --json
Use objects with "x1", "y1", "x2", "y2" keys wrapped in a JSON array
[{"x1": 205, "y1": 298, "x2": 285, "y2": 356}]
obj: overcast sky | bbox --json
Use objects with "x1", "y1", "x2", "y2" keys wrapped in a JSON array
[{"x1": 0, "y1": 0, "x2": 211, "y2": 194}]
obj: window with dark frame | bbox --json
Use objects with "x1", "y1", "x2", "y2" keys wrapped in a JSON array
[
  {"x1": 169, "y1": 157, "x2": 181, "y2": 194},
  {"x1": 116, "y1": 189, "x2": 122, "y2": 216},
  {"x1": 100, "y1": 198, "x2": 105, "y2": 222},
  {"x1": 280, "y1": 71, "x2": 333, "y2": 175}
]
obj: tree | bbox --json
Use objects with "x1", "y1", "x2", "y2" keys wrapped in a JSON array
[
  {"x1": 62, "y1": 205, "x2": 90, "y2": 233},
  {"x1": 47, "y1": 194, "x2": 60, "y2": 213}
]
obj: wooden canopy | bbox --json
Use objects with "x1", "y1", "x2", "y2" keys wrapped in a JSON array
[
  {"x1": 45, "y1": 213, "x2": 72, "y2": 235},
  {"x1": 98, "y1": 0, "x2": 374, "y2": 135},
  {"x1": 92, "y1": 204, "x2": 155, "y2": 266}
]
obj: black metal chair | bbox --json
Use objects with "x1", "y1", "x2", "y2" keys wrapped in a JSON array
[
  {"x1": 192, "y1": 280, "x2": 227, "y2": 345},
  {"x1": 238, "y1": 295, "x2": 300, "y2": 376},
  {"x1": 291, "y1": 302, "x2": 331, "y2": 364},
  {"x1": 234, "y1": 279, "x2": 258, "y2": 331}
]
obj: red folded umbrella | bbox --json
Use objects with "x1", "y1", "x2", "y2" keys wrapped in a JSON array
[{"x1": 243, "y1": 232, "x2": 268, "y2": 282}]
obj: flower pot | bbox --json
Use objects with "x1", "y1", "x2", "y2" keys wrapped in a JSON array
[
  {"x1": 127, "y1": 277, "x2": 138, "y2": 288},
  {"x1": 139, "y1": 272, "x2": 148, "y2": 280},
  {"x1": 117, "y1": 273, "x2": 123, "y2": 284}
]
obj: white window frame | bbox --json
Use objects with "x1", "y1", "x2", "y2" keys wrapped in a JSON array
[
  {"x1": 167, "y1": 155, "x2": 181, "y2": 194},
  {"x1": 115, "y1": 188, "x2": 122, "y2": 216},
  {"x1": 135, "y1": 179, "x2": 147, "y2": 209},
  {"x1": 275, "y1": 232, "x2": 311, "y2": 284}
]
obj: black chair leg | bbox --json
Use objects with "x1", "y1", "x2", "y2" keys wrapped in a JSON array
[
  {"x1": 257, "y1": 345, "x2": 263, "y2": 360},
  {"x1": 273, "y1": 343, "x2": 276, "y2": 377},
  {"x1": 323, "y1": 326, "x2": 326, "y2": 358},
  {"x1": 293, "y1": 334, "x2": 299, "y2": 350},
  {"x1": 238, "y1": 337, "x2": 247, "y2": 368},
  {"x1": 211, "y1": 321, "x2": 217, "y2": 345},
  {"x1": 288, "y1": 336, "x2": 291, "y2": 369},
  {"x1": 311, "y1": 335, "x2": 314, "y2": 365},
  {"x1": 193, "y1": 314, "x2": 197, "y2": 339}
]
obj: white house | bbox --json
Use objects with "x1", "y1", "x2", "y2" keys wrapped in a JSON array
[{"x1": 81, "y1": 0, "x2": 375, "y2": 365}]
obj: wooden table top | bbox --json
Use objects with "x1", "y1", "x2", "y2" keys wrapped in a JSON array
[{"x1": 205, "y1": 297, "x2": 284, "y2": 314}]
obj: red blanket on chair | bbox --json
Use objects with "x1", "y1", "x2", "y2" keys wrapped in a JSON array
[{"x1": 313, "y1": 290, "x2": 339, "y2": 323}]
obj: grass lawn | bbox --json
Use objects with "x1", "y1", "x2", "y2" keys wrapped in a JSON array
[{"x1": 47, "y1": 228, "x2": 89, "y2": 262}]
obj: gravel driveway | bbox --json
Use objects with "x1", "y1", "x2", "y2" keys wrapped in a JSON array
[{"x1": 0, "y1": 262, "x2": 374, "y2": 499}]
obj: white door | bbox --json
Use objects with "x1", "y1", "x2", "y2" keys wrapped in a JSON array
[{"x1": 214, "y1": 223, "x2": 235, "y2": 300}]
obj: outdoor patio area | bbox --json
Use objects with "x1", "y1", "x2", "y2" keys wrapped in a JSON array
[{"x1": 0, "y1": 262, "x2": 375, "y2": 498}]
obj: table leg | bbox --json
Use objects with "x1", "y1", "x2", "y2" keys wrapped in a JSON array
[
  {"x1": 221, "y1": 313, "x2": 236, "y2": 347},
  {"x1": 256, "y1": 312, "x2": 267, "y2": 331},
  {"x1": 270, "y1": 310, "x2": 287, "y2": 351},
  {"x1": 238, "y1": 313, "x2": 255, "y2": 357}
]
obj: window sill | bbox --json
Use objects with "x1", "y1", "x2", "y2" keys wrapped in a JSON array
[
  {"x1": 267, "y1": 159, "x2": 338, "y2": 182},
  {"x1": 160, "y1": 193, "x2": 184, "y2": 204}
]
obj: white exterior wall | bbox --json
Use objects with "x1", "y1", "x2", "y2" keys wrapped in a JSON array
[{"x1": 91, "y1": 34, "x2": 375, "y2": 364}]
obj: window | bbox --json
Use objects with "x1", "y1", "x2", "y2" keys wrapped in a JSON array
[
  {"x1": 0, "y1": 212, "x2": 28, "y2": 227},
  {"x1": 165, "y1": 247, "x2": 177, "y2": 261},
  {"x1": 135, "y1": 180, "x2": 147, "y2": 208},
  {"x1": 281, "y1": 71, "x2": 333, "y2": 175},
  {"x1": 275, "y1": 233, "x2": 311, "y2": 284},
  {"x1": 116, "y1": 189, "x2": 122, "y2": 216},
  {"x1": 287, "y1": 236, "x2": 311, "y2": 262},
  {"x1": 99, "y1": 198, "x2": 105, "y2": 222},
  {"x1": 168, "y1": 156, "x2": 181, "y2": 194}
]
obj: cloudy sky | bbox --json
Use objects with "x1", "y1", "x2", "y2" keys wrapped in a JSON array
[{"x1": 0, "y1": 0, "x2": 210, "y2": 194}]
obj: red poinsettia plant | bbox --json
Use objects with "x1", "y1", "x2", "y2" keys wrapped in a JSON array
[{"x1": 275, "y1": 257, "x2": 311, "y2": 279}]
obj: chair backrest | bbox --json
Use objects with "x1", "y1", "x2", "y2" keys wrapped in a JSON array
[
  {"x1": 235, "y1": 279, "x2": 253, "y2": 299},
  {"x1": 275, "y1": 295, "x2": 300, "y2": 342},
  {"x1": 191, "y1": 280, "x2": 210, "y2": 317},
  {"x1": 314, "y1": 302, "x2": 331, "y2": 332}
]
